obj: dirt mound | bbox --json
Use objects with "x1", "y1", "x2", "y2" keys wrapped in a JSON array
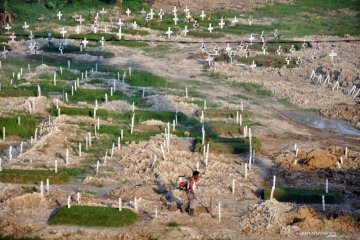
[
  {"x1": 298, "y1": 148, "x2": 338, "y2": 169},
  {"x1": 100, "y1": 100, "x2": 132, "y2": 113},
  {"x1": 5, "y1": 193, "x2": 45, "y2": 215},
  {"x1": 0, "y1": 220, "x2": 41, "y2": 239},
  {"x1": 289, "y1": 207, "x2": 360, "y2": 234},
  {"x1": 274, "y1": 146, "x2": 360, "y2": 170},
  {"x1": 272, "y1": 147, "x2": 360, "y2": 196},
  {"x1": 35, "y1": 64, "x2": 57, "y2": 73},
  {"x1": 141, "y1": 119, "x2": 165, "y2": 125},
  {"x1": 148, "y1": 95, "x2": 198, "y2": 115},
  {"x1": 320, "y1": 103, "x2": 360, "y2": 129},
  {"x1": 239, "y1": 199, "x2": 294, "y2": 235}
]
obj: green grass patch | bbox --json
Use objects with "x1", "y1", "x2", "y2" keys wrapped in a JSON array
[
  {"x1": 277, "y1": 98, "x2": 295, "y2": 107},
  {"x1": 68, "y1": 33, "x2": 117, "y2": 41},
  {"x1": 19, "y1": 81, "x2": 69, "y2": 97},
  {"x1": 60, "y1": 167, "x2": 88, "y2": 177},
  {"x1": 207, "y1": 122, "x2": 247, "y2": 136},
  {"x1": 187, "y1": 31, "x2": 225, "y2": 39},
  {"x1": 7, "y1": 0, "x2": 111, "y2": 23},
  {"x1": 68, "y1": 88, "x2": 125, "y2": 104},
  {"x1": 247, "y1": 0, "x2": 360, "y2": 36},
  {"x1": 194, "y1": 136, "x2": 261, "y2": 154},
  {"x1": 121, "y1": 0, "x2": 148, "y2": 11},
  {"x1": 41, "y1": 45, "x2": 115, "y2": 58},
  {"x1": 0, "y1": 116, "x2": 37, "y2": 138},
  {"x1": 49, "y1": 107, "x2": 109, "y2": 118},
  {"x1": 35, "y1": 31, "x2": 61, "y2": 39},
  {"x1": 126, "y1": 71, "x2": 174, "y2": 88},
  {"x1": 112, "y1": 40, "x2": 149, "y2": 48},
  {"x1": 0, "y1": 169, "x2": 69, "y2": 184},
  {"x1": 39, "y1": 70, "x2": 77, "y2": 81},
  {"x1": 0, "y1": 86, "x2": 35, "y2": 98},
  {"x1": 231, "y1": 82, "x2": 273, "y2": 97},
  {"x1": 166, "y1": 221, "x2": 180, "y2": 227},
  {"x1": 49, "y1": 206, "x2": 137, "y2": 227},
  {"x1": 122, "y1": 29, "x2": 150, "y2": 36},
  {"x1": 126, "y1": 110, "x2": 189, "y2": 124},
  {"x1": 263, "y1": 187, "x2": 343, "y2": 204}
]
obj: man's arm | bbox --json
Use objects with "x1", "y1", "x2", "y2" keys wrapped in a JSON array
[{"x1": 189, "y1": 178, "x2": 195, "y2": 195}]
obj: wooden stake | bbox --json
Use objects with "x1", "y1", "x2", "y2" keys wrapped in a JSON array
[
  {"x1": 218, "y1": 203, "x2": 221, "y2": 222},
  {"x1": 161, "y1": 144, "x2": 166, "y2": 161}
]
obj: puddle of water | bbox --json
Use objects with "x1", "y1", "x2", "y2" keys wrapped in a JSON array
[{"x1": 282, "y1": 111, "x2": 360, "y2": 137}]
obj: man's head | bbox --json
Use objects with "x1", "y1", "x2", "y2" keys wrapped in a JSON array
[{"x1": 193, "y1": 170, "x2": 200, "y2": 180}]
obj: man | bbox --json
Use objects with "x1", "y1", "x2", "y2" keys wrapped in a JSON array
[{"x1": 187, "y1": 170, "x2": 200, "y2": 216}]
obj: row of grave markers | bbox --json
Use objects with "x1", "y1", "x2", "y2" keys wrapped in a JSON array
[
  {"x1": 3, "y1": 2, "x2": 281, "y2": 43},
  {"x1": 309, "y1": 70, "x2": 358, "y2": 98}
]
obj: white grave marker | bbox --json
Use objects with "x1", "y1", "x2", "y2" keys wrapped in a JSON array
[
  {"x1": 57, "y1": 11, "x2": 63, "y2": 20},
  {"x1": 329, "y1": 50, "x2": 337, "y2": 61},
  {"x1": 208, "y1": 23, "x2": 214, "y2": 33},
  {"x1": 200, "y1": 11, "x2": 206, "y2": 20},
  {"x1": 166, "y1": 27, "x2": 173, "y2": 38},
  {"x1": 60, "y1": 27, "x2": 67, "y2": 38}
]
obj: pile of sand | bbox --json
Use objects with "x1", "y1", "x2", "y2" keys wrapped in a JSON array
[
  {"x1": 289, "y1": 207, "x2": 360, "y2": 234},
  {"x1": 298, "y1": 148, "x2": 338, "y2": 169},
  {"x1": 239, "y1": 199, "x2": 294, "y2": 235},
  {"x1": 100, "y1": 100, "x2": 132, "y2": 113},
  {"x1": 35, "y1": 64, "x2": 57, "y2": 74},
  {"x1": 274, "y1": 146, "x2": 360, "y2": 170},
  {"x1": 148, "y1": 95, "x2": 198, "y2": 116}
]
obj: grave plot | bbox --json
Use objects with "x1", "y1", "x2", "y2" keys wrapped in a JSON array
[
  {"x1": 49, "y1": 206, "x2": 137, "y2": 227},
  {"x1": 0, "y1": 0, "x2": 359, "y2": 239},
  {"x1": 0, "y1": 169, "x2": 70, "y2": 184}
]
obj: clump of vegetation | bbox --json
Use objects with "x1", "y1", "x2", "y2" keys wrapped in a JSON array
[
  {"x1": 121, "y1": 0, "x2": 148, "y2": 11},
  {"x1": 122, "y1": 29, "x2": 150, "y2": 36},
  {"x1": 0, "y1": 116, "x2": 37, "y2": 138},
  {"x1": 263, "y1": 187, "x2": 343, "y2": 204},
  {"x1": 125, "y1": 110, "x2": 188, "y2": 124},
  {"x1": 188, "y1": 31, "x2": 225, "y2": 39},
  {"x1": 112, "y1": 40, "x2": 149, "y2": 48},
  {"x1": 193, "y1": 136, "x2": 261, "y2": 154},
  {"x1": 49, "y1": 206, "x2": 138, "y2": 227},
  {"x1": 67, "y1": 88, "x2": 125, "y2": 104},
  {"x1": 126, "y1": 71, "x2": 174, "y2": 88},
  {"x1": 49, "y1": 106, "x2": 109, "y2": 118},
  {"x1": 231, "y1": 82, "x2": 273, "y2": 97},
  {"x1": 0, "y1": 86, "x2": 35, "y2": 98},
  {"x1": 0, "y1": 169, "x2": 70, "y2": 184},
  {"x1": 41, "y1": 45, "x2": 115, "y2": 58},
  {"x1": 166, "y1": 221, "x2": 179, "y2": 227}
]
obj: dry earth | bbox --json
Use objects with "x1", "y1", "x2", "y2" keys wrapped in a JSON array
[{"x1": 0, "y1": 6, "x2": 359, "y2": 240}]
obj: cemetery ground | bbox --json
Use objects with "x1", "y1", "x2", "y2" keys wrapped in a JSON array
[{"x1": 0, "y1": 0, "x2": 360, "y2": 239}]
